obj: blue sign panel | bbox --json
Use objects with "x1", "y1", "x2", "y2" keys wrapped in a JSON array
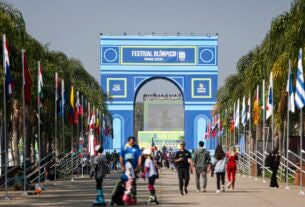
[
  {"x1": 101, "y1": 46, "x2": 120, "y2": 64},
  {"x1": 121, "y1": 46, "x2": 196, "y2": 65},
  {"x1": 107, "y1": 78, "x2": 127, "y2": 98},
  {"x1": 191, "y1": 78, "x2": 212, "y2": 98},
  {"x1": 198, "y1": 46, "x2": 217, "y2": 65}
]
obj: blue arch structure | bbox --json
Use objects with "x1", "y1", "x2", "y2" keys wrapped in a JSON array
[{"x1": 100, "y1": 35, "x2": 218, "y2": 150}]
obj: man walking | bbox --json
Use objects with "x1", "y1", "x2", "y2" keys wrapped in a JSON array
[
  {"x1": 193, "y1": 141, "x2": 211, "y2": 192},
  {"x1": 174, "y1": 141, "x2": 193, "y2": 195}
]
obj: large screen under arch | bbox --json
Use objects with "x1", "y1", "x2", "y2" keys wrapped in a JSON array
[{"x1": 144, "y1": 99, "x2": 184, "y2": 131}]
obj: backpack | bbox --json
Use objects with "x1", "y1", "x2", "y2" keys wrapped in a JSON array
[
  {"x1": 265, "y1": 153, "x2": 272, "y2": 168},
  {"x1": 95, "y1": 155, "x2": 110, "y2": 179},
  {"x1": 214, "y1": 158, "x2": 226, "y2": 173}
]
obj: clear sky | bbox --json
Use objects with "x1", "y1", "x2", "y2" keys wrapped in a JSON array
[{"x1": 6, "y1": 0, "x2": 293, "y2": 87}]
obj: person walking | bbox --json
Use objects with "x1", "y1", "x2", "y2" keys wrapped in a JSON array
[
  {"x1": 123, "y1": 153, "x2": 137, "y2": 205},
  {"x1": 193, "y1": 141, "x2": 211, "y2": 192},
  {"x1": 112, "y1": 150, "x2": 119, "y2": 171},
  {"x1": 226, "y1": 146, "x2": 238, "y2": 190},
  {"x1": 119, "y1": 136, "x2": 141, "y2": 202},
  {"x1": 93, "y1": 146, "x2": 110, "y2": 206},
  {"x1": 269, "y1": 148, "x2": 281, "y2": 188},
  {"x1": 214, "y1": 145, "x2": 227, "y2": 193},
  {"x1": 174, "y1": 141, "x2": 193, "y2": 195}
]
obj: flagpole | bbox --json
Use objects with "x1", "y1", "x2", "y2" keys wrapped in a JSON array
[
  {"x1": 249, "y1": 92, "x2": 252, "y2": 178},
  {"x1": 37, "y1": 61, "x2": 41, "y2": 186},
  {"x1": 286, "y1": 60, "x2": 291, "y2": 190},
  {"x1": 21, "y1": 49, "x2": 27, "y2": 195},
  {"x1": 62, "y1": 79, "x2": 65, "y2": 181},
  {"x1": 3, "y1": 34, "x2": 9, "y2": 200},
  {"x1": 262, "y1": 79, "x2": 266, "y2": 183},
  {"x1": 81, "y1": 94, "x2": 84, "y2": 178},
  {"x1": 300, "y1": 107, "x2": 304, "y2": 195},
  {"x1": 54, "y1": 72, "x2": 58, "y2": 184}
]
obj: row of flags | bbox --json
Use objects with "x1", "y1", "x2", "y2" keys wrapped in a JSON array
[
  {"x1": 2, "y1": 34, "x2": 113, "y2": 153},
  {"x1": 207, "y1": 48, "x2": 304, "y2": 140}
]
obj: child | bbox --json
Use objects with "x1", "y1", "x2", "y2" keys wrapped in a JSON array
[
  {"x1": 123, "y1": 153, "x2": 136, "y2": 205},
  {"x1": 93, "y1": 145, "x2": 110, "y2": 206},
  {"x1": 142, "y1": 148, "x2": 159, "y2": 204},
  {"x1": 110, "y1": 174, "x2": 128, "y2": 206}
]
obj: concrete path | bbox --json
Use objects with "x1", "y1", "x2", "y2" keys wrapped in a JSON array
[{"x1": 0, "y1": 170, "x2": 304, "y2": 206}]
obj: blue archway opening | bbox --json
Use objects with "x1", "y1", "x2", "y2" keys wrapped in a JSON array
[{"x1": 134, "y1": 77, "x2": 185, "y2": 150}]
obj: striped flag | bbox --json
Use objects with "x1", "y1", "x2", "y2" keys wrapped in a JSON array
[
  {"x1": 242, "y1": 96, "x2": 246, "y2": 126},
  {"x1": 287, "y1": 61, "x2": 295, "y2": 113},
  {"x1": 266, "y1": 72, "x2": 273, "y2": 119},
  {"x1": 38, "y1": 62, "x2": 43, "y2": 106},
  {"x1": 235, "y1": 99, "x2": 240, "y2": 128},
  {"x1": 3, "y1": 34, "x2": 13, "y2": 96},
  {"x1": 295, "y1": 49, "x2": 305, "y2": 109},
  {"x1": 247, "y1": 95, "x2": 251, "y2": 121}
]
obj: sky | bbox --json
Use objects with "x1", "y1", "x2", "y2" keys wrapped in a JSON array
[{"x1": 6, "y1": 0, "x2": 293, "y2": 88}]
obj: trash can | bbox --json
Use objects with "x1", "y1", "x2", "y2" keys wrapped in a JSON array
[{"x1": 294, "y1": 163, "x2": 305, "y2": 186}]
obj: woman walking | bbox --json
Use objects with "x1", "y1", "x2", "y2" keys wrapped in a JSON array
[
  {"x1": 269, "y1": 148, "x2": 281, "y2": 188},
  {"x1": 214, "y1": 145, "x2": 227, "y2": 193},
  {"x1": 226, "y1": 146, "x2": 238, "y2": 190}
]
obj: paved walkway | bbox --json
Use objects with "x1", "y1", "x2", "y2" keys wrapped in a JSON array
[{"x1": 0, "y1": 170, "x2": 304, "y2": 206}]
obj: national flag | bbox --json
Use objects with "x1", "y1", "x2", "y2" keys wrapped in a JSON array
[
  {"x1": 55, "y1": 73, "x2": 62, "y2": 115},
  {"x1": 23, "y1": 50, "x2": 32, "y2": 104},
  {"x1": 75, "y1": 90, "x2": 80, "y2": 113},
  {"x1": 253, "y1": 85, "x2": 261, "y2": 126},
  {"x1": 38, "y1": 62, "x2": 44, "y2": 106},
  {"x1": 3, "y1": 34, "x2": 13, "y2": 96},
  {"x1": 242, "y1": 96, "x2": 246, "y2": 126},
  {"x1": 59, "y1": 79, "x2": 65, "y2": 116},
  {"x1": 230, "y1": 106, "x2": 235, "y2": 133},
  {"x1": 266, "y1": 72, "x2": 273, "y2": 119},
  {"x1": 235, "y1": 99, "x2": 240, "y2": 128},
  {"x1": 247, "y1": 95, "x2": 251, "y2": 121},
  {"x1": 287, "y1": 60, "x2": 295, "y2": 113},
  {"x1": 69, "y1": 86, "x2": 75, "y2": 125},
  {"x1": 90, "y1": 108, "x2": 96, "y2": 130},
  {"x1": 295, "y1": 49, "x2": 305, "y2": 109}
]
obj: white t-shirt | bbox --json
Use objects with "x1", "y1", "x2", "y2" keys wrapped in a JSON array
[
  {"x1": 144, "y1": 158, "x2": 157, "y2": 178},
  {"x1": 125, "y1": 161, "x2": 135, "y2": 179}
]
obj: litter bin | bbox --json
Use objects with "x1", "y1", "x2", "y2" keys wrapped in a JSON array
[{"x1": 294, "y1": 163, "x2": 305, "y2": 186}]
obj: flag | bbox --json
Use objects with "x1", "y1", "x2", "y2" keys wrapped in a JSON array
[
  {"x1": 55, "y1": 73, "x2": 62, "y2": 115},
  {"x1": 295, "y1": 49, "x2": 305, "y2": 109},
  {"x1": 23, "y1": 50, "x2": 32, "y2": 104},
  {"x1": 76, "y1": 90, "x2": 80, "y2": 113},
  {"x1": 3, "y1": 34, "x2": 13, "y2": 97},
  {"x1": 90, "y1": 108, "x2": 96, "y2": 130},
  {"x1": 235, "y1": 99, "x2": 240, "y2": 128},
  {"x1": 253, "y1": 85, "x2": 261, "y2": 125},
  {"x1": 59, "y1": 79, "x2": 65, "y2": 116},
  {"x1": 204, "y1": 122, "x2": 208, "y2": 139},
  {"x1": 266, "y1": 72, "x2": 273, "y2": 119},
  {"x1": 230, "y1": 106, "x2": 235, "y2": 133},
  {"x1": 69, "y1": 86, "x2": 75, "y2": 125},
  {"x1": 287, "y1": 60, "x2": 295, "y2": 113},
  {"x1": 38, "y1": 62, "x2": 43, "y2": 106},
  {"x1": 247, "y1": 95, "x2": 251, "y2": 121},
  {"x1": 242, "y1": 96, "x2": 246, "y2": 126}
]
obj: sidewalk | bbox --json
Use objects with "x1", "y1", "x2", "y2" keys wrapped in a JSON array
[{"x1": 0, "y1": 170, "x2": 304, "y2": 206}]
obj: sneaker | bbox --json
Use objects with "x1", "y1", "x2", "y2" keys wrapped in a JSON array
[
  {"x1": 184, "y1": 188, "x2": 188, "y2": 194},
  {"x1": 227, "y1": 182, "x2": 232, "y2": 189},
  {"x1": 203, "y1": 188, "x2": 206, "y2": 192},
  {"x1": 196, "y1": 190, "x2": 200, "y2": 193},
  {"x1": 216, "y1": 190, "x2": 220, "y2": 193},
  {"x1": 180, "y1": 191, "x2": 184, "y2": 196}
]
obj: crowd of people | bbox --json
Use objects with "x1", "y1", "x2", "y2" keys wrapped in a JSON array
[{"x1": 91, "y1": 137, "x2": 281, "y2": 206}]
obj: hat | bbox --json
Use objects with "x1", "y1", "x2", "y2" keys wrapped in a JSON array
[
  {"x1": 124, "y1": 153, "x2": 134, "y2": 160},
  {"x1": 143, "y1": 148, "x2": 152, "y2": 155},
  {"x1": 120, "y1": 174, "x2": 128, "y2": 182}
]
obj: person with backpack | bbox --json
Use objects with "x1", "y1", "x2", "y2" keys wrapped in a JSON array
[
  {"x1": 269, "y1": 148, "x2": 281, "y2": 188},
  {"x1": 193, "y1": 141, "x2": 211, "y2": 192},
  {"x1": 93, "y1": 145, "x2": 110, "y2": 206},
  {"x1": 214, "y1": 145, "x2": 227, "y2": 193}
]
